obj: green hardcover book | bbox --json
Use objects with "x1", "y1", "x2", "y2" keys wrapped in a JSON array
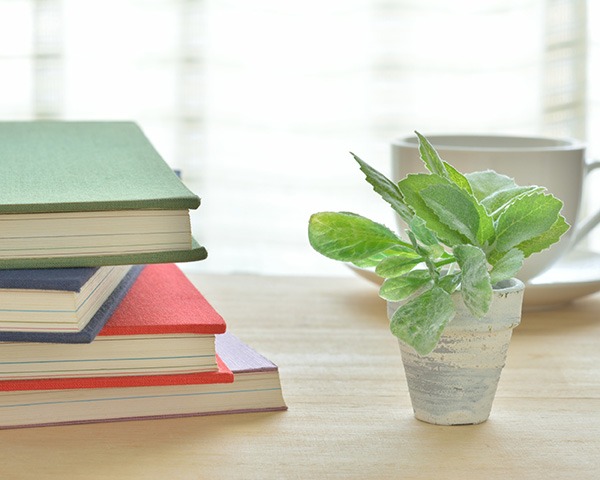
[{"x1": 0, "y1": 121, "x2": 206, "y2": 268}]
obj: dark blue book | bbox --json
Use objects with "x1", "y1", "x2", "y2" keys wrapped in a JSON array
[
  {"x1": 0, "y1": 265, "x2": 144, "y2": 344},
  {"x1": 0, "y1": 267, "x2": 99, "y2": 290}
]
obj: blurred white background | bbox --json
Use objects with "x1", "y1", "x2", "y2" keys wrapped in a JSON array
[{"x1": 0, "y1": 0, "x2": 598, "y2": 276}]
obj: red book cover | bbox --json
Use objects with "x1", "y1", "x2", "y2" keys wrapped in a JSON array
[
  {"x1": 0, "y1": 263, "x2": 231, "y2": 391},
  {"x1": 98, "y1": 263, "x2": 226, "y2": 337},
  {"x1": 0, "y1": 357, "x2": 233, "y2": 392}
]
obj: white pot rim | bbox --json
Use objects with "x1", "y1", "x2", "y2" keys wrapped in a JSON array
[{"x1": 491, "y1": 277, "x2": 525, "y2": 294}]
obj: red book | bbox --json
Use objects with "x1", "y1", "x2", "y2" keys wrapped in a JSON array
[
  {"x1": 0, "y1": 353, "x2": 233, "y2": 392},
  {"x1": 0, "y1": 333, "x2": 286, "y2": 429},
  {"x1": 98, "y1": 262, "x2": 226, "y2": 337},
  {"x1": 0, "y1": 264, "x2": 227, "y2": 381}
]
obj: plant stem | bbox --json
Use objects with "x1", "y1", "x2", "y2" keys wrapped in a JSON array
[
  {"x1": 424, "y1": 257, "x2": 439, "y2": 281},
  {"x1": 434, "y1": 256, "x2": 456, "y2": 268}
]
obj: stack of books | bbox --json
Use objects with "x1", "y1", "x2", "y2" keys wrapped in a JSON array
[{"x1": 0, "y1": 121, "x2": 286, "y2": 429}]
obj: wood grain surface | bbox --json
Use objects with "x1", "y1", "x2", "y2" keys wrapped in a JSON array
[{"x1": 2, "y1": 273, "x2": 598, "y2": 479}]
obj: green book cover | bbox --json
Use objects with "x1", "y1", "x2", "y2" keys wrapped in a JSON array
[
  {"x1": 0, "y1": 239, "x2": 208, "y2": 269},
  {"x1": 0, "y1": 121, "x2": 200, "y2": 214}
]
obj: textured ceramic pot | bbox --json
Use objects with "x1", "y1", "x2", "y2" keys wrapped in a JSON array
[{"x1": 387, "y1": 278, "x2": 525, "y2": 425}]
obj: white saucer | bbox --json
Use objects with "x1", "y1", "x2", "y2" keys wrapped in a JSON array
[
  {"x1": 524, "y1": 248, "x2": 600, "y2": 310},
  {"x1": 347, "y1": 248, "x2": 600, "y2": 311}
]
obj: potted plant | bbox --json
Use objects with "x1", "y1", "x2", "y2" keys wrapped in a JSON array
[{"x1": 308, "y1": 132, "x2": 569, "y2": 425}]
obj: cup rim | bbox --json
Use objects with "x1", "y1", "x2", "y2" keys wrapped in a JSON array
[{"x1": 392, "y1": 133, "x2": 585, "y2": 152}]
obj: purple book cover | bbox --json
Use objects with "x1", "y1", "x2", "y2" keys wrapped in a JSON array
[{"x1": 215, "y1": 332, "x2": 279, "y2": 374}]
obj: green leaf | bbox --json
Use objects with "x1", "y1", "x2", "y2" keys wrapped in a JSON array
[
  {"x1": 494, "y1": 192, "x2": 564, "y2": 254},
  {"x1": 443, "y1": 161, "x2": 473, "y2": 194},
  {"x1": 352, "y1": 153, "x2": 413, "y2": 223},
  {"x1": 379, "y1": 270, "x2": 432, "y2": 301},
  {"x1": 466, "y1": 170, "x2": 518, "y2": 203},
  {"x1": 514, "y1": 214, "x2": 570, "y2": 258},
  {"x1": 421, "y1": 184, "x2": 480, "y2": 244},
  {"x1": 465, "y1": 170, "x2": 544, "y2": 218},
  {"x1": 351, "y1": 245, "x2": 419, "y2": 268},
  {"x1": 437, "y1": 272, "x2": 461, "y2": 295},
  {"x1": 375, "y1": 253, "x2": 423, "y2": 278},
  {"x1": 483, "y1": 186, "x2": 546, "y2": 219},
  {"x1": 398, "y1": 174, "x2": 470, "y2": 247},
  {"x1": 415, "y1": 131, "x2": 449, "y2": 179},
  {"x1": 409, "y1": 216, "x2": 438, "y2": 246},
  {"x1": 390, "y1": 286, "x2": 456, "y2": 355},
  {"x1": 420, "y1": 183, "x2": 495, "y2": 247},
  {"x1": 454, "y1": 244, "x2": 492, "y2": 318},
  {"x1": 308, "y1": 212, "x2": 405, "y2": 262},
  {"x1": 409, "y1": 216, "x2": 445, "y2": 258},
  {"x1": 489, "y1": 248, "x2": 524, "y2": 285}
]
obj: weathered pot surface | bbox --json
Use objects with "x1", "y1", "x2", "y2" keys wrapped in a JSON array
[{"x1": 387, "y1": 278, "x2": 525, "y2": 425}]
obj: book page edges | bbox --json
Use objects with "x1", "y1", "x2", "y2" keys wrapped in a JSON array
[{"x1": 0, "y1": 239, "x2": 207, "y2": 269}]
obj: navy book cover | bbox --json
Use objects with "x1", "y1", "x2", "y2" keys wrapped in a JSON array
[
  {"x1": 0, "y1": 265, "x2": 144, "y2": 344},
  {"x1": 0, "y1": 267, "x2": 98, "y2": 291}
]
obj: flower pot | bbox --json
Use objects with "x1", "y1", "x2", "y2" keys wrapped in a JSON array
[{"x1": 387, "y1": 278, "x2": 525, "y2": 425}]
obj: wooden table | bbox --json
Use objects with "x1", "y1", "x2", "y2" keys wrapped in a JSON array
[{"x1": 2, "y1": 273, "x2": 599, "y2": 479}]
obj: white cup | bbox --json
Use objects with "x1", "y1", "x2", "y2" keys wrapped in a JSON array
[{"x1": 391, "y1": 134, "x2": 600, "y2": 282}]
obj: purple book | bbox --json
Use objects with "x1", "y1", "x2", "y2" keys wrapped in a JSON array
[
  {"x1": 0, "y1": 332, "x2": 286, "y2": 429},
  {"x1": 216, "y1": 332, "x2": 282, "y2": 373}
]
